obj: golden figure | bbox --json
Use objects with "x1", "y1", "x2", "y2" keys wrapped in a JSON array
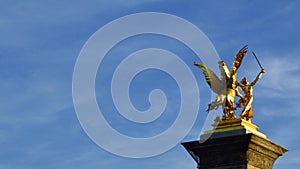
[
  {"x1": 236, "y1": 53, "x2": 266, "y2": 121},
  {"x1": 194, "y1": 46, "x2": 248, "y2": 119}
]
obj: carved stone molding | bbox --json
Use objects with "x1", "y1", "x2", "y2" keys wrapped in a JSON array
[{"x1": 247, "y1": 149, "x2": 274, "y2": 169}]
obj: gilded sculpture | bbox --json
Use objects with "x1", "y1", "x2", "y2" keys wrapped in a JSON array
[{"x1": 194, "y1": 46, "x2": 265, "y2": 121}]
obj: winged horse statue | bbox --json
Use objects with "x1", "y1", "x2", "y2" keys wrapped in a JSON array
[{"x1": 194, "y1": 45, "x2": 248, "y2": 119}]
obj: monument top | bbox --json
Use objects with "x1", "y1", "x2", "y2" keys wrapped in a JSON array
[{"x1": 183, "y1": 46, "x2": 287, "y2": 169}]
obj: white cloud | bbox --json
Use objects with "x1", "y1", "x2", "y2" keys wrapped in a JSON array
[{"x1": 260, "y1": 57, "x2": 300, "y2": 91}]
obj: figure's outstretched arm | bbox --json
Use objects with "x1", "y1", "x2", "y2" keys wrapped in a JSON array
[{"x1": 250, "y1": 69, "x2": 265, "y2": 86}]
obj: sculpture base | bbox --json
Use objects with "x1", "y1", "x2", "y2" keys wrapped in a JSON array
[
  {"x1": 182, "y1": 119, "x2": 287, "y2": 169},
  {"x1": 202, "y1": 118, "x2": 268, "y2": 140}
]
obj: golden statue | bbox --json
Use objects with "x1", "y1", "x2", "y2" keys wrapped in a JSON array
[
  {"x1": 236, "y1": 52, "x2": 265, "y2": 121},
  {"x1": 194, "y1": 46, "x2": 265, "y2": 121},
  {"x1": 194, "y1": 45, "x2": 247, "y2": 119}
]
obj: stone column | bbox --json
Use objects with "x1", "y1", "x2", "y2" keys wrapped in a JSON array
[{"x1": 182, "y1": 119, "x2": 287, "y2": 169}]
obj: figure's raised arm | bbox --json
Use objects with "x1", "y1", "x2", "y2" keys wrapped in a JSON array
[{"x1": 250, "y1": 69, "x2": 265, "y2": 86}]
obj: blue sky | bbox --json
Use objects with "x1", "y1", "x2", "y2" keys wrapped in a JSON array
[{"x1": 1, "y1": 0, "x2": 300, "y2": 168}]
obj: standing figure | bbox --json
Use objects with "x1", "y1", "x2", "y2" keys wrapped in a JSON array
[{"x1": 237, "y1": 69, "x2": 265, "y2": 121}]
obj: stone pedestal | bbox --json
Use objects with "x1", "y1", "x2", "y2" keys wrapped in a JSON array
[{"x1": 182, "y1": 118, "x2": 287, "y2": 169}]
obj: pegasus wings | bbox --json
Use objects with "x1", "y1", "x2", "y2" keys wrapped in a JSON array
[
  {"x1": 194, "y1": 62, "x2": 225, "y2": 94},
  {"x1": 231, "y1": 45, "x2": 248, "y2": 74}
]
